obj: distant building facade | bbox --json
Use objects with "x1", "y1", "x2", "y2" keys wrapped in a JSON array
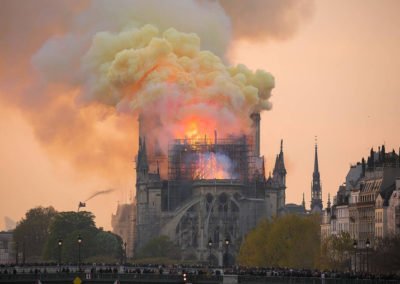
[
  {"x1": 111, "y1": 203, "x2": 136, "y2": 258},
  {"x1": 321, "y1": 145, "x2": 400, "y2": 248},
  {"x1": 0, "y1": 231, "x2": 14, "y2": 264}
]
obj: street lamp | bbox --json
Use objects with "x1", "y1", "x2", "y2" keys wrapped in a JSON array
[
  {"x1": 353, "y1": 240, "x2": 358, "y2": 273},
  {"x1": 366, "y1": 239, "x2": 370, "y2": 273},
  {"x1": 208, "y1": 238, "x2": 213, "y2": 267},
  {"x1": 58, "y1": 239, "x2": 63, "y2": 267},
  {"x1": 224, "y1": 237, "x2": 230, "y2": 267},
  {"x1": 77, "y1": 235, "x2": 82, "y2": 271}
]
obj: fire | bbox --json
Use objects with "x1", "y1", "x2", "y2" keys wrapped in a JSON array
[
  {"x1": 193, "y1": 152, "x2": 234, "y2": 180},
  {"x1": 185, "y1": 121, "x2": 200, "y2": 140},
  {"x1": 176, "y1": 117, "x2": 216, "y2": 141}
]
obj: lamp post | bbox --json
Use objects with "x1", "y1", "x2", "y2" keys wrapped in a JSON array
[
  {"x1": 77, "y1": 235, "x2": 82, "y2": 271},
  {"x1": 58, "y1": 239, "x2": 63, "y2": 267},
  {"x1": 208, "y1": 238, "x2": 213, "y2": 267},
  {"x1": 366, "y1": 238, "x2": 370, "y2": 273},
  {"x1": 224, "y1": 237, "x2": 230, "y2": 268},
  {"x1": 353, "y1": 240, "x2": 358, "y2": 273}
]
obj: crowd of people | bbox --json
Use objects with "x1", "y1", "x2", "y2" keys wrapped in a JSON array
[{"x1": 1, "y1": 263, "x2": 400, "y2": 281}]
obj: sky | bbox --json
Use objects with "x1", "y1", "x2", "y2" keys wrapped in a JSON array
[{"x1": 1, "y1": 0, "x2": 399, "y2": 231}]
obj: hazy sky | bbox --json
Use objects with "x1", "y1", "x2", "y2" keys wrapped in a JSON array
[{"x1": 1, "y1": 0, "x2": 399, "y2": 230}]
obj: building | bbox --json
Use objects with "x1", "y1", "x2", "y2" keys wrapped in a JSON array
[
  {"x1": 111, "y1": 202, "x2": 136, "y2": 258},
  {"x1": 321, "y1": 145, "x2": 400, "y2": 248},
  {"x1": 134, "y1": 113, "x2": 286, "y2": 265},
  {"x1": 0, "y1": 231, "x2": 14, "y2": 264},
  {"x1": 387, "y1": 178, "x2": 400, "y2": 236},
  {"x1": 310, "y1": 142, "x2": 323, "y2": 213}
]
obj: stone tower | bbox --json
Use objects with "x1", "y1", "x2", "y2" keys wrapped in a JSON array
[
  {"x1": 272, "y1": 139, "x2": 287, "y2": 209},
  {"x1": 310, "y1": 141, "x2": 323, "y2": 213}
]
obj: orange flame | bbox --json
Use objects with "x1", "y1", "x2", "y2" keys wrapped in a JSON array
[
  {"x1": 176, "y1": 116, "x2": 216, "y2": 141},
  {"x1": 193, "y1": 152, "x2": 232, "y2": 179}
]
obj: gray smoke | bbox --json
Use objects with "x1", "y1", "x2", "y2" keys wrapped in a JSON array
[
  {"x1": 4, "y1": 216, "x2": 16, "y2": 231},
  {"x1": 85, "y1": 188, "x2": 115, "y2": 202}
]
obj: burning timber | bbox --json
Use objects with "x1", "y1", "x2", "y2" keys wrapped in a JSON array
[{"x1": 135, "y1": 114, "x2": 287, "y2": 265}]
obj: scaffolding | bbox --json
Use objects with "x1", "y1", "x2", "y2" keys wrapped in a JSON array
[{"x1": 168, "y1": 136, "x2": 255, "y2": 182}]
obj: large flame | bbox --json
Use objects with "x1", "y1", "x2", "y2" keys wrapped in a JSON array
[
  {"x1": 179, "y1": 117, "x2": 216, "y2": 141},
  {"x1": 193, "y1": 152, "x2": 234, "y2": 180}
]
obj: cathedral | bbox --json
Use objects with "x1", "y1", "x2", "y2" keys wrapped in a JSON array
[{"x1": 133, "y1": 113, "x2": 287, "y2": 265}]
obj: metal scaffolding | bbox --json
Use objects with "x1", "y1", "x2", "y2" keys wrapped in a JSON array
[
  {"x1": 160, "y1": 135, "x2": 260, "y2": 212},
  {"x1": 168, "y1": 136, "x2": 255, "y2": 182}
]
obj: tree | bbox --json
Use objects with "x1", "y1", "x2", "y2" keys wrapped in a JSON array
[
  {"x1": 44, "y1": 211, "x2": 97, "y2": 262},
  {"x1": 137, "y1": 235, "x2": 181, "y2": 260},
  {"x1": 13, "y1": 206, "x2": 57, "y2": 262},
  {"x1": 91, "y1": 230, "x2": 123, "y2": 262},
  {"x1": 320, "y1": 231, "x2": 353, "y2": 270},
  {"x1": 370, "y1": 235, "x2": 400, "y2": 274},
  {"x1": 237, "y1": 220, "x2": 271, "y2": 265},
  {"x1": 238, "y1": 214, "x2": 321, "y2": 269},
  {"x1": 44, "y1": 211, "x2": 123, "y2": 263}
]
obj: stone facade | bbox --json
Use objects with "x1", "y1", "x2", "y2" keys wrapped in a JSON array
[
  {"x1": 387, "y1": 179, "x2": 400, "y2": 236},
  {"x1": 134, "y1": 114, "x2": 286, "y2": 265},
  {"x1": 111, "y1": 203, "x2": 136, "y2": 258},
  {"x1": 321, "y1": 146, "x2": 400, "y2": 248},
  {"x1": 0, "y1": 231, "x2": 14, "y2": 264}
]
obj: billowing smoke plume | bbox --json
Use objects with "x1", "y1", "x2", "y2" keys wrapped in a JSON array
[
  {"x1": 0, "y1": 0, "x2": 314, "y2": 182},
  {"x1": 219, "y1": 0, "x2": 314, "y2": 41},
  {"x1": 74, "y1": 24, "x2": 274, "y2": 157},
  {"x1": 85, "y1": 188, "x2": 115, "y2": 202}
]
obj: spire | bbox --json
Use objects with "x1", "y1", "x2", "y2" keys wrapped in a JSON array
[
  {"x1": 314, "y1": 137, "x2": 319, "y2": 175},
  {"x1": 137, "y1": 136, "x2": 149, "y2": 174},
  {"x1": 272, "y1": 140, "x2": 287, "y2": 188},
  {"x1": 274, "y1": 154, "x2": 279, "y2": 171},
  {"x1": 302, "y1": 193, "x2": 305, "y2": 209},
  {"x1": 311, "y1": 138, "x2": 323, "y2": 213},
  {"x1": 279, "y1": 139, "x2": 285, "y2": 169}
]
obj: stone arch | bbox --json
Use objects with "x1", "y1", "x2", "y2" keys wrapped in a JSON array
[{"x1": 160, "y1": 196, "x2": 202, "y2": 239}]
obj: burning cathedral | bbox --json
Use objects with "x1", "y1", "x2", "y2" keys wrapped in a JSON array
[{"x1": 134, "y1": 112, "x2": 286, "y2": 265}]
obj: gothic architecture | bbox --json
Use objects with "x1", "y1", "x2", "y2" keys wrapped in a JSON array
[
  {"x1": 311, "y1": 142, "x2": 323, "y2": 213},
  {"x1": 133, "y1": 113, "x2": 287, "y2": 265}
]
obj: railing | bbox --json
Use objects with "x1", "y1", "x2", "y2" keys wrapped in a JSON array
[
  {"x1": 237, "y1": 276, "x2": 400, "y2": 284},
  {"x1": 0, "y1": 273, "x2": 222, "y2": 283},
  {"x1": 0, "y1": 273, "x2": 398, "y2": 284}
]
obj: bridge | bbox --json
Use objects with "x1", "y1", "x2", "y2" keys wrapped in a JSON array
[{"x1": 1, "y1": 273, "x2": 399, "y2": 284}]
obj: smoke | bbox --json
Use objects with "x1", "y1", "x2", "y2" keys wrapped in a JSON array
[
  {"x1": 72, "y1": 24, "x2": 274, "y2": 158},
  {"x1": 85, "y1": 188, "x2": 115, "y2": 202},
  {"x1": 4, "y1": 216, "x2": 16, "y2": 231},
  {"x1": 0, "y1": 0, "x2": 313, "y2": 182},
  {"x1": 219, "y1": 0, "x2": 315, "y2": 41}
]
